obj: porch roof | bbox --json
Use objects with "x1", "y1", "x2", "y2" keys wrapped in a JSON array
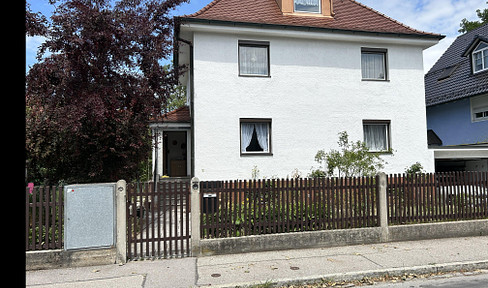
[{"x1": 151, "y1": 106, "x2": 191, "y2": 123}]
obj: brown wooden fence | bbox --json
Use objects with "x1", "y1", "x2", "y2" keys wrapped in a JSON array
[
  {"x1": 26, "y1": 185, "x2": 64, "y2": 251},
  {"x1": 388, "y1": 171, "x2": 488, "y2": 225},
  {"x1": 126, "y1": 180, "x2": 190, "y2": 260},
  {"x1": 200, "y1": 176, "x2": 379, "y2": 239},
  {"x1": 25, "y1": 172, "x2": 488, "y2": 252}
]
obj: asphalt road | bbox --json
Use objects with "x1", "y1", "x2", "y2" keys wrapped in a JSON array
[{"x1": 372, "y1": 272, "x2": 488, "y2": 288}]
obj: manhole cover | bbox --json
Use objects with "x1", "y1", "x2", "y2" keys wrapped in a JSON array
[
  {"x1": 211, "y1": 273, "x2": 221, "y2": 278},
  {"x1": 290, "y1": 266, "x2": 300, "y2": 270}
]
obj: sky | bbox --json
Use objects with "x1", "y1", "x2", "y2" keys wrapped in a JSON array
[{"x1": 26, "y1": 0, "x2": 487, "y2": 74}]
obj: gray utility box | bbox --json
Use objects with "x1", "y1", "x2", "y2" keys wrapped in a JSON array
[{"x1": 64, "y1": 183, "x2": 116, "y2": 250}]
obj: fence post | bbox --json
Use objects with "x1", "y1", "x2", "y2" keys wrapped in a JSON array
[
  {"x1": 191, "y1": 177, "x2": 201, "y2": 256},
  {"x1": 376, "y1": 172, "x2": 389, "y2": 241},
  {"x1": 116, "y1": 180, "x2": 127, "y2": 264}
]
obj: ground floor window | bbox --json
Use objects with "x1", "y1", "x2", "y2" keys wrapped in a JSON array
[
  {"x1": 363, "y1": 120, "x2": 391, "y2": 152},
  {"x1": 240, "y1": 118, "x2": 272, "y2": 155}
]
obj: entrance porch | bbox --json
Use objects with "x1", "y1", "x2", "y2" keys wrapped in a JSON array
[{"x1": 150, "y1": 106, "x2": 192, "y2": 179}]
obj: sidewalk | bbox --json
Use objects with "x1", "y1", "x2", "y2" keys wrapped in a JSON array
[{"x1": 26, "y1": 236, "x2": 488, "y2": 288}]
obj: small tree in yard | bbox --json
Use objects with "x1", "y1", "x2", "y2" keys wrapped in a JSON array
[{"x1": 312, "y1": 131, "x2": 386, "y2": 178}]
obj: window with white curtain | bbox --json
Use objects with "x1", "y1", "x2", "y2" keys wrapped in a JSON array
[
  {"x1": 294, "y1": 0, "x2": 321, "y2": 13},
  {"x1": 240, "y1": 119, "x2": 272, "y2": 155},
  {"x1": 239, "y1": 41, "x2": 270, "y2": 77},
  {"x1": 361, "y1": 48, "x2": 387, "y2": 80},
  {"x1": 363, "y1": 120, "x2": 390, "y2": 152}
]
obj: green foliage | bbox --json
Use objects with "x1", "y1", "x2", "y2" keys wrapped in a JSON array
[
  {"x1": 313, "y1": 131, "x2": 385, "y2": 177},
  {"x1": 404, "y1": 162, "x2": 425, "y2": 175},
  {"x1": 309, "y1": 169, "x2": 327, "y2": 178},
  {"x1": 459, "y1": 2, "x2": 488, "y2": 33},
  {"x1": 164, "y1": 85, "x2": 187, "y2": 113}
]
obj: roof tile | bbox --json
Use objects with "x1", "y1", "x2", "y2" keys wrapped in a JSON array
[
  {"x1": 182, "y1": 0, "x2": 442, "y2": 37},
  {"x1": 425, "y1": 24, "x2": 488, "y2": 106},
  {"x1": 152, "y1": 106, "x2": 191, "y2": 123}
]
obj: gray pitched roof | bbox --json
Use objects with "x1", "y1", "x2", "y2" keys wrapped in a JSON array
[{"x1": 425, "y1": 24, "x2": 488, "y2": 107}]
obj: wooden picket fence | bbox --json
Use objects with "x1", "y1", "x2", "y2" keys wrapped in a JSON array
[
  {"x1": 388, "y1": 171, "x2": 488, "y2": 224},
  {"x1": 24, "y1": 171, "x2": 488, "y2": 251},
  {"x1": 200, "y1": 176, "x2": 379, "y2": 239},
  {"x1": 200, "y1": 172, "x2": 488, "y2": 239},
  {"x1": 26, "y1": 185, "x2": 64, "y2": 251}
]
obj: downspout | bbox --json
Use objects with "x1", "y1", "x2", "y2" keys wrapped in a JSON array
[{"x1": 174, "y1": 17, "x2": 195, "y2": 178}]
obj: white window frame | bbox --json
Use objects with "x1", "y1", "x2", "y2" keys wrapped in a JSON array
[
  {"x1": 361, "y1": 48, "x2": 388, "y2": 81},
  {"x1": 471, "y1": 95, "x2": 488, "y2": 122},
  {"x1": 238, "y1": 40, "x2": 270, "y2": 77},
  {"x1": 294, "y1": 0, "x2": 321, "y2": 13},
  {"x1": 240, "y1": 119, "x2": 272, "y2": 156},
  {"x1": 472, "y1": 42, "x2": 488, "y2": 74},
  {"x1": 363, "y1": 120, "x2": 391, "y2": 153}
]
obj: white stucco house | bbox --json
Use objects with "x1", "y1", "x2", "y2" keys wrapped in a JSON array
[{"x1": 151, "y1": 0, "x2": 444, "y2": 180}]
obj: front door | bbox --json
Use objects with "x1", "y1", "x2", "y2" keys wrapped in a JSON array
[{"x1": 163, "y1": 131, "x2": 188, "y2": 177}]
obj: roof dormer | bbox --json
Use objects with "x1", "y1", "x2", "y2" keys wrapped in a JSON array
[
  {"x1": 275, "y1": 0, "x2": 334, "y2": 17},
  {"x1": 462, "y1": 35, "x2": 488, "y2": 74}
]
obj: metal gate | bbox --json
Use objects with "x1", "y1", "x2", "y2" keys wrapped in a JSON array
[{"x1": 126, "y1": 180, "x2": 190, "y2": 260}]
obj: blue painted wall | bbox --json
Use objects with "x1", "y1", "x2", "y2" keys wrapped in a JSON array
[{"x1": 426, "y1": 97, "x2": 488, "y2": 146}]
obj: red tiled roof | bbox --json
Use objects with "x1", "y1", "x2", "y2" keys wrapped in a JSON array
[
  {"x1": 152, "y1": 106, "x2": 190, "y2": 123},
  {"x1": 181, "y1": 0, "x2": 442, "y2": 38}
]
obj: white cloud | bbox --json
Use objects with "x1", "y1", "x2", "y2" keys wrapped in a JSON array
[{"x1": 358, "y1": 0, "x2": 486, "y2": 73}]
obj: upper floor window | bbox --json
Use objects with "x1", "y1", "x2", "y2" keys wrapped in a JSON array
[
  {"x1": 361, "y1": 48, "x2": 388, "y2": 81},
  {"x1": 294, "y1": 0, "x2": 320, "y2": 13},
  {"x1": 471, "y1": 95, "x2": 488, "y2": 122},
  {"x1": 472, "y1": 42, "x2": 488, "y2": 73},
  {"x1": 239, "y1": 40, "x2": 270, "y2": 77}
]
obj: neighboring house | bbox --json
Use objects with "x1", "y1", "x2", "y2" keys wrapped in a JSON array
[
  {"x1": 424, "y1": 24, "x2": 488, "y2": 172},
  {"x1": 151, "y1": 0, "x2": 444, "y2": 180}
]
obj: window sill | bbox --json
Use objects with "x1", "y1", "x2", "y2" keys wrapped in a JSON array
[
  {"x1": 239, "y1": 74, "x2": 271, "y2": 78},
  {"x1": 369, "y1": 150, "x2": 393, "y2": 155},
  {"x1": 473, "y1": 68, "x2": 488, "y2": 75},
  {"x1": 361, "y1": 79, "x2": 390, "y2": 82},
  {"x1": 472, "y1": 118, "x2": 488, "y2": 123},
  {"x1": 240, "y1": 152, "x2": 273, "y2": 156}
]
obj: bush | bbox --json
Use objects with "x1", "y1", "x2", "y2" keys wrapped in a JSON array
[{"x1": 314, "y1": 131, "x2": 386, "y2": 177}]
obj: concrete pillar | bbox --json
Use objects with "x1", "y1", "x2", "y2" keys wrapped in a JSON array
[
  {"x1": 115, "y1": 180, "x2": 127, "y2": 264},
  {"x1": 376, "y1": 172, "x2": 389, "y2": 241},
  {"x1": 190, "y1": 177, "x2": 201, "y2": 256}
]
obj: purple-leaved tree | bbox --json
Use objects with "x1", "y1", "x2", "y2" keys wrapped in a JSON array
[{"x1": 26, "y1": 0, "x2": 188, "y2": 184}]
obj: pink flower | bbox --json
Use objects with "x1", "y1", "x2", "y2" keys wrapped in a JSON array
[{"x1": 28, "y1": 183, "x2": 34, "y2": 195}]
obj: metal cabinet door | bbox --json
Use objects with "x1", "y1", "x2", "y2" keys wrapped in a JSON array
[{"x1": 64, "y1": 183, "x2": 115, "y2": 250}]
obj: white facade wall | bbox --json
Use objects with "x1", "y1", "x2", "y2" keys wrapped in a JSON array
[{"x1": 188, "y1": 26, "x2": 435, "y2": 180}]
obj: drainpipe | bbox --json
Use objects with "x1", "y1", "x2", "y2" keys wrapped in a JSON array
[{"x1": 174, "y1": 17, "x2": 195, "y2": 178}]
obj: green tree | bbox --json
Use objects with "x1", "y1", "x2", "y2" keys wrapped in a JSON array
[
  {"x1": 459, "y1": 2, "x2": 488, "y2": 33},
  {"x1": 164, "y1": 84, "x2": 187, "y2": 113},
  {"x1": 313, "y1": 131, "x2": 386, "y2": 178}
]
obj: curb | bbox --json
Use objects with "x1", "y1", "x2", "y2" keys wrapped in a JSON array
[{"x1": 208, "y1": 260, "x2": 488, "y2": 288}]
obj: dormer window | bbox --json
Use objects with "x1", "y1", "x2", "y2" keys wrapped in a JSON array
[
  {"x1": 275, "y1": 0, "x2": 333, "y2": 17},
  {"x1": 294, "y1": 0, "x2": 320, "y2": 13},
  {"x1": 472, "y1": 42, "x2": 488, "y2": 73}
]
